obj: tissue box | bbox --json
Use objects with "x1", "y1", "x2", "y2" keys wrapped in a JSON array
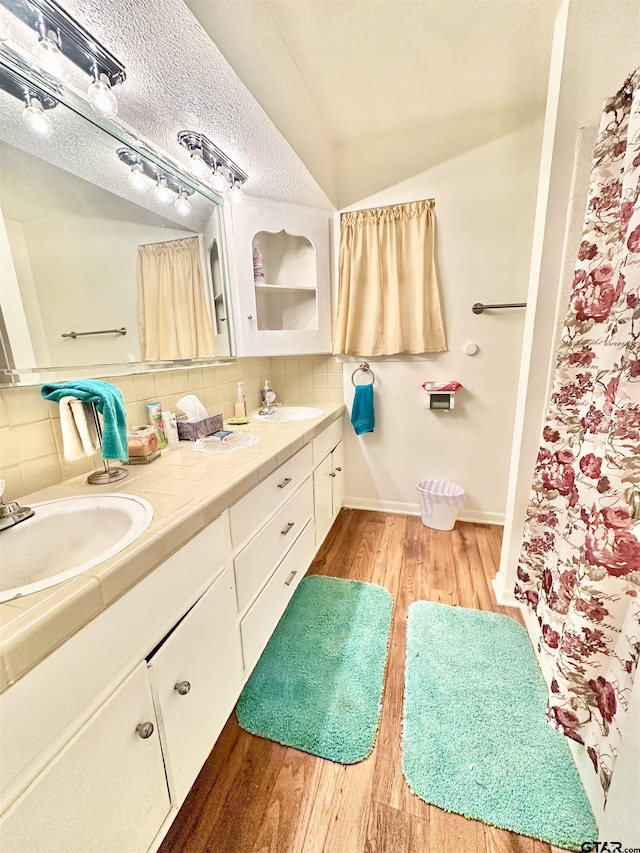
[{"x1": 176, "y1": 412, "x2": 223, "y2": 441}]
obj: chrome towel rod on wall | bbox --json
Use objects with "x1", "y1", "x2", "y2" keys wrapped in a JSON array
[
  {"x1": 61, "y1": 327, "x2": 127, "y2": 339},
  {"x1": 472, "y1": 302, "x2": 527, "y2": 314}
]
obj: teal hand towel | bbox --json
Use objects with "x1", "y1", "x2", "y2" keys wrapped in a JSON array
[
  {"x1": 41, "y1": 380, "x2": 128, "y2": 462},
  {"x1": 351, "y1": 383, "x2": 375, "y2": 435}
]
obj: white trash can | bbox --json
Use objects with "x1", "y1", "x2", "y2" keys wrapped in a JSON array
[{"x1": 416, "y1": 480, "x2": 465, "y2": 531}]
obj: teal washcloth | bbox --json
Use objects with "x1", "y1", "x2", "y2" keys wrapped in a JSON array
[
  {"x1": 351, "y1": 383, "x2": 375, "y2": 435},
  {"x1": 41, "y1": 380, "x2": 128, "y2": 462}
]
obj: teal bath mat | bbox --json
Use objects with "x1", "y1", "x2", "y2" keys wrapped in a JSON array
[
  {"x1": 236, "y1": 575, "x2": 393, "y2": 763},
  {"x1": 402, "y1": 602, "x2": 597, "y2": 851}
]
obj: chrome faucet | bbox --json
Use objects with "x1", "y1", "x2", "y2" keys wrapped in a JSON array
[
  {"x1": 258, "y1": 389, "x2": 280, "y2": 416},
  {"x1": 0, "y1": 480, "x2": 34, "y2": 532}
]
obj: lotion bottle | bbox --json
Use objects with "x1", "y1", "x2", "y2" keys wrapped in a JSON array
[{"x1": 235, "y1": 381, "x2": 247, "y2": 418}]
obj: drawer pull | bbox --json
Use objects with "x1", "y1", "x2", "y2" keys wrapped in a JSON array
[
  {"x1": 285, "y1": 570, "x2": 298, "y2": 586},
  {"x1": 335, "y1": 467, "x2": 342, "y2": 472},
  {"x1": 136, "y1": 721, "x2": 155, "y2": 739},
  {"x1": 277, "y1": 477, "x2": 292, "y2": 489},
  {"x1": 281, "y1": 521, "x2": 295, "y2": 536},
  {"x1": 174, "y1": 681, "x2": 191, "y2": 696}
]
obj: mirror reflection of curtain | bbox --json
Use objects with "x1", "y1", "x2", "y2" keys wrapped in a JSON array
[
  {"x1": 334, "y1": 200, "x2": 447, "y2": 356},
  {"x1": 137, "y1": 236, "x2": 215, "y2": 361}
]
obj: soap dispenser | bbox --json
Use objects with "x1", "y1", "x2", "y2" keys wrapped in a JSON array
[
  {"x1": 235, "y1": 381, "x2": 247, "y2": 418},
  {"x1": 260, "y1": 379, "x2": 271, "y2": 405}
]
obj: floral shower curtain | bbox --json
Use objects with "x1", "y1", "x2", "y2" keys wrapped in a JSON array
[{"x1": 515, "y1": 68, "x2": 640, "y2": 797}]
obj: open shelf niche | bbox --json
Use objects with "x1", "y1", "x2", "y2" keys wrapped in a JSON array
[{"x1": 253, "y1": 229, "x2": 318, "y2": 331}]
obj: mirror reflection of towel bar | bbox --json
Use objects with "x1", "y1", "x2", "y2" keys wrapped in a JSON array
[{"x1": 61, "y1": 327, "x2": 127, "y2": 339}]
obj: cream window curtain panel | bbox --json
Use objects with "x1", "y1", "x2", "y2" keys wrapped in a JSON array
[
  {"x1": 137, "y1": 236, "x2": 215, "y2": 361},
  {"x1": 334, "y1": 199, "x2": 447, "y2": 356}
]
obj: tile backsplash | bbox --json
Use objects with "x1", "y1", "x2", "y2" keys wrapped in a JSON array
[{"x1": 0, "y1": 356, "x2": 342, "y2": 499}]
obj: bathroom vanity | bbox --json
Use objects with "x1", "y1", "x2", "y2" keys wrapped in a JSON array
[{"x1": 0, "y1": 406, "x2": 344, "y2": 852}]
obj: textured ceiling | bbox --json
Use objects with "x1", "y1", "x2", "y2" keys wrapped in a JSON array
[
  {"x1": 41, "y1": 0, "x2": 335, "y2": 211},
  {"x1": 186, "y1": 0, "x2": 560, "y2": 206}
]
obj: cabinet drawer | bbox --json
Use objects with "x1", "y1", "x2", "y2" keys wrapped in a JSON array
[
  {"x1": 234, "y1": 477, "x2": 313, "y2": 612},
  {"x1": 148, "y1": 568, "x2": 243, "y2": 806},
  {"x1": 230, "y1": 444, "x2": 312, "y2": 548},
  {"x1": 312, "y1": 416, "x2": 343, "y2": 466},
  {"x1": 240, "y1": 520, "x2": 315, "y2": 673}
]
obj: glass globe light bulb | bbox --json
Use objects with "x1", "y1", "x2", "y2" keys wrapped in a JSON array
[
  {"x1": 129, "y1": 162, "x2": 147, "y2": 191},
  {"x1": 32, "y1": 34, "x2": 66, "y2": 79},
  {"x1": 0, "y1": 9, "x2": 12, "y2": 43},
  {"x1": 189, "y1": 150, "x2": 210, "y2": 181},
  {"x1": 211, "y1": 166, "x2": 229, "y2": 193},
  {"x1": 22, "y1": 98, "x2": 52, "y2": 138},
  {"x1": 228, "y1": 181, "x2": 244, "y2": 204},
  {"x1": 87, "y1": 74, "x2": 118, "y2": 119},
  {"x1": 175, "y1": 191, "x2": 191, "y2": 217},
  {"x1": 154, "y1": 177, "x2": 172, "y2": 205}
]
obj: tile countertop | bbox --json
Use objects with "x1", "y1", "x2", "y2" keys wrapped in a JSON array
[{"x1": 0, "y1": 403, "x2": 345, "y2": 692}]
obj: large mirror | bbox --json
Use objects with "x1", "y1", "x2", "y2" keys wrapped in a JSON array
[{"x1": 0, "y1": 50, "x2": 235, "y2": 387}]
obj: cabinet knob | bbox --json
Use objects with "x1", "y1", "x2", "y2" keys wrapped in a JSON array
[
  {"x1": 136, "y1": 721, "x2": 155, "y2": 739},
  {"x1": 247, "y1": 314, "x2": 253, "y2": 320},
  {"x1": 335, "y1": 467, "x2": 342, "y2": 472},
  {"x1": 174, "y1": 681, "x2": 191, "y2": 696},
  {"x1": 281, "y1": 521, "x2": 295, "y2": 536},
  {"x1": 329, "y1": 472, "x2": 336, "y2": 478}
]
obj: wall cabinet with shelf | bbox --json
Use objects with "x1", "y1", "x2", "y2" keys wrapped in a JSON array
[{"x1": 226, "y1": 197, "x2": 332, "y2": 356}]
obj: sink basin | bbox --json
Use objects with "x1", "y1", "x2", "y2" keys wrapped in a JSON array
[
  {"x1": 252, "y1": 406, "x2": 325, "y2": 422},
  {"x1": 0, "y1": 493, "x2": 154, "y2": 603}
]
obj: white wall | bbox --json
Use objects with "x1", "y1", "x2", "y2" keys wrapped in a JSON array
[{"x1": 339, "y1": 121, "x2": 543, "y2": 523}]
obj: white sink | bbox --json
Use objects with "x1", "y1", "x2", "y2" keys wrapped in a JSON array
[
  {"x1": 0, "y1": 493, "x2": 154, "y2": 603},
  {"x1": 252, "y1": 406, "x2": 325, "y2": 422}
]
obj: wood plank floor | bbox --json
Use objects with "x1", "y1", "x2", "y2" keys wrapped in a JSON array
[{"x1": 159, "y1": 510, "x2": 566, "y2": 853}]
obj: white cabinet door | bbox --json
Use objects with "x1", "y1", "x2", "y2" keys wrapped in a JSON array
[
  {"x1": 313, "y1": 451, "x2": 334, "y2": 549},
  {"x1": 228, "y1": 197, "x2": 331, "y2": 356},
  {"x1": 148, "y1": 567, "x2": 243, "y2": 806},
  {"x1": 0, "y1": 663, "x2": 170, "y2": 853},
  {"x1": 331, "y1": 440, "x2": 345, "y2": 519}
]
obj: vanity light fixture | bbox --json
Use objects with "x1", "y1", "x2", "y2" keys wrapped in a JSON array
[
  {"x1": 0, "y1": 0, "x2": 126, "y2": 116},
  {"x1": 228, "y1": 178, "x2": 244, "y2": 204},
  {"x1": 0, "y1": 51, "x2": 59, "y2": 136},
  {"x1": 174, "y1": 189, "x2": 191, "y2": 217},
  {"x1": 154, "y1": 175, "x2": 173, "y2": 206},
  {"x1": 31, "y1": 21, "x2": 66, "y2": 79},
  {"x1": 0, "y1": 6, "x2": 12, "y2": 41},
  {"x1": 128, "y1": 161, "x2": 146, "y2": 191},
  {"x1": 177, "y1": 130, "x2": 248, "y2": 201},
  {"x1": 21, "y1": 92, "x2": 51, "y2": 136},
  {"x1": 117, "y1": 147, "x2": 195, "y2": 217}
]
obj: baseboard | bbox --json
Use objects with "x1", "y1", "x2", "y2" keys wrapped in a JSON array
[
  {"x1": 491, "y1": 573, "x2": 520, "y2": 606},
  {"x1": 342, "y1": 497, "x2": 504, "y2": 526}
]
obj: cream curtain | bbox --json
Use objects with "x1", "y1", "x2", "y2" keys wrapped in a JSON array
[
  {"x1": 137, "y1": 236, "x2": 215, "y2": 361},
  {"x1": 334, "y1": 199, "x2": 446, "y2": 356}
]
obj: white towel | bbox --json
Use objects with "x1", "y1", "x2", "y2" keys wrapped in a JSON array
[{"x1": 59, "y1": 397, "x2": 100, "y2": 461}]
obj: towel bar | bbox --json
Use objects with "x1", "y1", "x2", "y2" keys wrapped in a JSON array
[
  {"x1": 61, "y1": 327, "x2": 127, "y2": 339},
  {"x1": 351, "y1": 362, "x2": 375, "y2": 386}
]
